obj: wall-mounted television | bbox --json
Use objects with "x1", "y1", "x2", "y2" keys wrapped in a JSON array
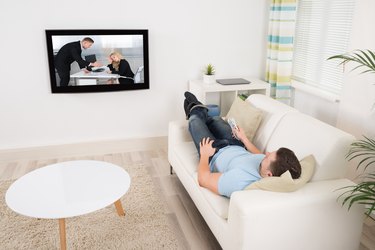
[{"x1": 45, "y1": 29, "x2": 149, "y2": 93}]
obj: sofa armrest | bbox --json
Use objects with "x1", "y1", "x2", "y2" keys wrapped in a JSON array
[
  {"x1": 168, "y1": 120, "x2": 191, "y2": 145},
  {"x1": 226, "y1": 179, "x2": 364, "y2": 250},
  {"x1": 168, "y1": 120, "x2": 192, "y2": 163}
]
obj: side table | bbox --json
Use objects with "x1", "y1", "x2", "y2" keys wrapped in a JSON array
[{"x1": 189, "y1": 78, "x2": 270, "y2": 115}]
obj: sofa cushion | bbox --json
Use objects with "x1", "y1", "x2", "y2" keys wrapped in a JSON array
[
  {"x1": 245, "y1": 155, "x2": 315, "y2": 192},
  {"x1": 193, "y1": 173, "x2": 230, "y2": 219},
  {"x1": 173, "y1": 141, "x2": 231, "y2": 219},
  {"x1": 173, "y1": 142, "x2": 199, "y2": 176},
  {"x1": 225, "y1": 96, "x2": 263, "y2": 141}
]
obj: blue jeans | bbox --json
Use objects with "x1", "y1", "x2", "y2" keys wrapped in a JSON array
[{"x1": 188, "y1": 107, "x2": 244, "y2": 158}]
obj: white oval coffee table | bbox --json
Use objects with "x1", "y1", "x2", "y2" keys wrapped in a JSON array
[{"x1": 5, "y1": 160, "x2": 131, "y2": 250}]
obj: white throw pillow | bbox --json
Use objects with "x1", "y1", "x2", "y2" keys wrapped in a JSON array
[
  {"x1": 245, "y1": 155, "x2": 316, "y2": 192},
  {"x1": 225, "y1": 97, "x2": 263, "y2": 141}
]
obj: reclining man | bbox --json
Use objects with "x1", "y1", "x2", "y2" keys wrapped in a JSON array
[{"x1": 184, "y1": 91, "x2": 301, "y2": 198}]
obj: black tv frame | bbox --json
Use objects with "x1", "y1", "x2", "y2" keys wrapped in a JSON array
[{"x1": 45, "y1": 29, "x2": 149, "y2": 93}]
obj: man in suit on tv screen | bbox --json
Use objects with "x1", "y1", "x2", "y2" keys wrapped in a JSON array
[{"x1": 54, "y1": 37, "x2": 101, "y2": 87}]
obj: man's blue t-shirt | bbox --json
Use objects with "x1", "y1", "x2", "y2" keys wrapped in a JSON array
[{"x1": 209, "y1": 145, "x2": 265, "y2": 198}]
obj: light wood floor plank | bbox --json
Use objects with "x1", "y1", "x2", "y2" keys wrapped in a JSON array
[{"x1": 167, "y1": 194, "x2": 212, "y2": 250}]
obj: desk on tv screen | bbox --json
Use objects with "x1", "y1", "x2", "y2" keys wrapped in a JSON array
[{"x1": 70, "y1": 70, "x2": 120, "y2": 86}]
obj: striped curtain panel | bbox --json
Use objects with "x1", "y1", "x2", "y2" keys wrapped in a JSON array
[{"x1": 265, "y1": 0, "x2": 297, "y2": 105}]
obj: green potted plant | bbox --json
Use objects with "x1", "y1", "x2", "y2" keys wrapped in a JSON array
[
  {"x1": 328, "y1": 49, "x2": 375, "y2": 220},
  {"x1": 203, "y1": 63, "x2": 216, "y2": 84}
]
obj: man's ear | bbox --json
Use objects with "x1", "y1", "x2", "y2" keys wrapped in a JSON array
[{"x1": 266, "y1": 171, "x2": 273, "y2": 177}]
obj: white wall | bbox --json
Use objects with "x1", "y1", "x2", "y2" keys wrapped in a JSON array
[
  {"x1": 336, "y1": 0, "x2": 375, "y2": 139},
  {"x1": 293, "y1": 90, "x2": 340, "y2": 126},
  {"x1": 0, "y1": 0, "x2": 268, "y2": 150}
]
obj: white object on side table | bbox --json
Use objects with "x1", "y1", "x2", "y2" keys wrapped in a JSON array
[
  {"x1": 189, "y1": 77, "x2": 270, "y2": 115},
  {"x1": 203, "y1": 74, "x2": 216, "y2": 84},
  {"x1": 5, "y1": 160, "x2": 131, "y2": 250}
]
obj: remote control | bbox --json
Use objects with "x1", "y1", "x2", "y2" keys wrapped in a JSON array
[{"x1": 227, "y1": 117, "x2": 238, "y2": 130}]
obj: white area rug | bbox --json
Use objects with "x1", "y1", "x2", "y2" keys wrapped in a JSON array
[{"x1": 0, "y1": 164, "x2": 179, "y2": 249}]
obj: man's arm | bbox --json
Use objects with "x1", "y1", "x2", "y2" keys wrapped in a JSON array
[
  {"x1": 197, "y1": 138, "x2": 221, "y2": 194},
  {"x1": 234, "y1": 126, "x2": 261, "y2": 154},
  {"x1": 71, "y1": 45, "x2": 90, "y2": 69},
  {"x1": 71, "y1": 42, "x2": 101, "y2": 69}
]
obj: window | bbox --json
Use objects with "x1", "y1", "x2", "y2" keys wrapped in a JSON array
[{"x1": 292, "y1": 0, "x2": 355, "y2": 95}]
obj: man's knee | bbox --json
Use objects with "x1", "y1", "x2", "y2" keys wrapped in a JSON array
[
  {"x1": 207, "y1": 116, "x2": 229, "y2": 129},
  {"x1": 188, "y1": 113, "x2": 205, "y2": 123}
]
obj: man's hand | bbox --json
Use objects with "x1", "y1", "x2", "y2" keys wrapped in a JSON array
[
  {"x1": 199, "y1": 137, "x2": 215, "y2": 158},
  {"x1": 197, "y1": 137, "x2": 220, "y2": 195},
  {"x1": 233, "y1": 126, "x2": 247, "y2": 142},
  {"x1": 91, "y1": 61, "x2": 102, "y2": 67},
  {"x1": 233, "y1": 126, "x2": 261, "y2": 154}
]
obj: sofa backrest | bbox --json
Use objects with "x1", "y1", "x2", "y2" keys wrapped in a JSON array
[
  {"x1": 246, "y1": 94, "x2": 298, "y2": 152},
  {"x1": 264, "y1": 112, "x2": 355, "y2": 181},
  {"x1": 247, "y1": 94, "x2": 355, "y2": 181}
]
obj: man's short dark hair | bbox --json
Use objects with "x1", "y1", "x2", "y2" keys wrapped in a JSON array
[
  {"x1": 270, "y1": 147, "x2": 301, "y2": 179},
  {"x1": 82, "y1": 37, "x2": 94, "y2": 43}
]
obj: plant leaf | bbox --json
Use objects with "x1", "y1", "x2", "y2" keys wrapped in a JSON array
[{"x1": 327, "y1": 49, "x2": 375, "y2": 75}]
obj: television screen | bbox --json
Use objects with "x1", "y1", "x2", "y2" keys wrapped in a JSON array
[{"x1": 45, "y1": 29, "x2": 149, "y2": 93}]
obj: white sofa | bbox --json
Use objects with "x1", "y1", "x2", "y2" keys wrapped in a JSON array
[{"x1": 168, "y1": 94, "x2": 364, "y2": 250}]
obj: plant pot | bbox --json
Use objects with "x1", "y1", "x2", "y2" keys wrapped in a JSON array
[{"x1": 203, "y1": 74, "x2": 216, "y2": 84}]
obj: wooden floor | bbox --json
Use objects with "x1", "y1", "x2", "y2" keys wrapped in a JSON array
[{"x1": 0, "y1": 144, "x2": 374, "y2": 250}]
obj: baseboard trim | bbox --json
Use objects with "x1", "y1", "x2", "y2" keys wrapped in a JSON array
[{"x1": 0, "y1": 136, "x2": 167, "y2": 163}]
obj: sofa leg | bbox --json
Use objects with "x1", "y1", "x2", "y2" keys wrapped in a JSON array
[{"x1": 170, "y1": 165, "x2": 173, "y2": 175}]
